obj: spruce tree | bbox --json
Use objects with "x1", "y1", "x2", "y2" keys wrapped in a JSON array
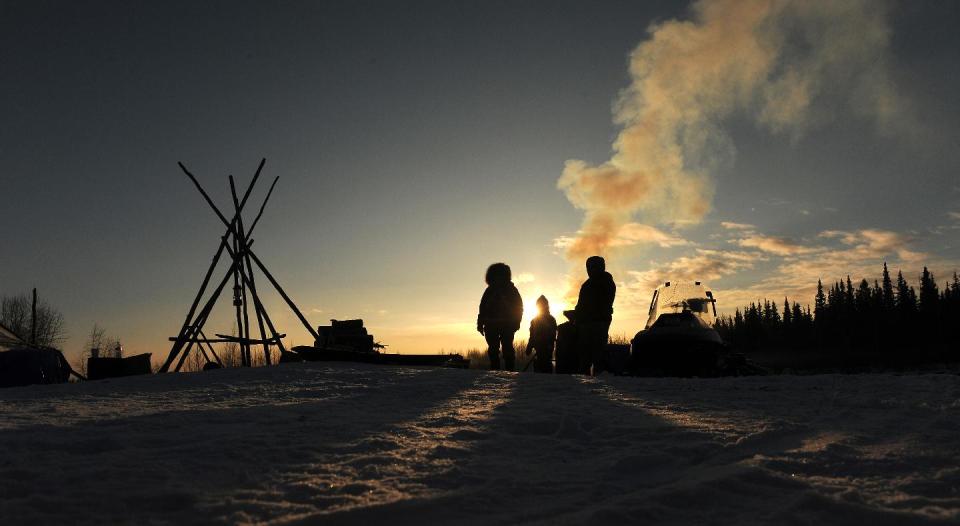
[
  {"x1": 881, "y1": 262, "x2": 895, "y2": 311},
  {"x1": 856, "y1": 279, "x2": 871, "y2": 314},
  {"x1": 919, "y1": 267, "x2": 939, "y2": 316},
  {"x1": 896, "y1": 271, "x2": 913, "y2": 311},
  {"x1": 815, "y1": 279, "x2": 826, "y2": 319},
  {"x1": 845, "y1": 275, "x2": 855, "y2": 309}
]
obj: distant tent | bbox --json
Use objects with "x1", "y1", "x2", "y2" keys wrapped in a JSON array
[{"x1": 0, "y1": 322, "x2": 25, "y2": 352}]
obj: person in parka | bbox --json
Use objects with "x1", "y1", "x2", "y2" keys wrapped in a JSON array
[
  {"x1": 477, "y1": 262, "x2": 523, "y2": 370},
  {"x1": 526, "y1": 295, "x2": 557, "y2": 373},
  {"x1": 574, "y1": 255, "x2": 616, "y2": 375}
]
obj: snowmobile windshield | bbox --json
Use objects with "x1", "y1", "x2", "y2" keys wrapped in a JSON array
[{"x1": 646, "y1": 282, "x2": 717, "y2": 329}]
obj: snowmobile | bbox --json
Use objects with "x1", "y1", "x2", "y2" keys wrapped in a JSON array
[{"x1": 626, "y1": 281, "x2": 762, "y2": 377}]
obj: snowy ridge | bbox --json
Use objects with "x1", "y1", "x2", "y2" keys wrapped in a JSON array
[{"x1": 0, "y1": 363, "x2": 958, "y2": 524}]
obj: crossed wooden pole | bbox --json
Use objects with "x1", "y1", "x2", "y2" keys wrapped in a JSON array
[{"x1": 159, "y1": 159, "x2": 320, "y2": 373}]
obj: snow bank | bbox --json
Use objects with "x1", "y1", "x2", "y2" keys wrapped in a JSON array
[{"x1": 1, "y1": 363, "x2": 958, "y2": 524}]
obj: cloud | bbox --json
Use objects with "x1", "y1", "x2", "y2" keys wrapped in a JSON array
[
  {"x1": 555, "y1": 222, "x2": 689, "y2": 252},
  {"x1": 733, "y1": 234, "x2": 820, "y2": 256},
  {"x1": 513, "y1": 272, "x2": 536, "y2": 284},
  {"x1": 820, "y1": 229, "x2": 926, "y2": 262},
  {"x1": 720, "y1": 221, "x2": 756, "y2": 231},
  {"x1": 615, "y1": 223, "x2": 691, "y2": 248},
  {"x1": 557, "y1": 0, "x2": 904, "y2": 261},
  {"x1": 626, "y1": 249, "x2": 767, "y2": 294},
  {"x1": 949, "y1": 211, "x2": 960, "y2": 221}
]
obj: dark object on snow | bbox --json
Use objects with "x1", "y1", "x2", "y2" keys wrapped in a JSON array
[
  {"x1": 603, "y1": 344, "x2": 631, "y2": 374},
  {"x1": 293, "y1": 345, "x2": 468, "y2": 368},
  {"x1": 629, "y1": 311, "x2": 727, "y2": 376},
  {"x1": 0, "y1": 347, "x2": 73, "y2": 388},
  {"x1": 293, "y1": 319, "x2": 467, "y2": 368},
  {"x1": 555, "y1": 320, "x2": 579, "y2": 374},
  {"x1": 87, "y1": 353, "x2": 153, "y2": 380},
  {"x1": 202, "y1": 361, "x2": 222, "y2": 371},
  {"x1": 315, "y1": 319, "x2": 376, "y2": 354},
  {"x1": 626, "y1": 282, "x2": 764, "y2": 377}
]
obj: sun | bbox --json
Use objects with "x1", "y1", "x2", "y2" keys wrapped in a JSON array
[
  {"x1": 522, "y1": 294, "x2": 569, "y2": 324},
  {"x1": 523, "y1": 301, "x2": 540, "y2": 323}
]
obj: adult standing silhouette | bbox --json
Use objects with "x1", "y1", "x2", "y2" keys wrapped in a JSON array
[
  {"x1": 574, "y1": 255, "x2": 616, "y2": 375},
  {"x1": 477, "y1": 263, "x2": 523, "y2": 370}
]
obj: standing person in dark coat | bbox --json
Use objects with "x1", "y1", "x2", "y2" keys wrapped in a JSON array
[
  {"x1": 477, "y1": 262, "x2": 523, "y2": 370},
  {"x1": 525, "y1": 295, "x2": 557, "y2": 373},
  {"x1": 574, "y1": 255, "x2": 616, "y2": 375}
]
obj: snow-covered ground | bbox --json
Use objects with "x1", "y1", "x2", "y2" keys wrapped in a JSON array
[{"x1": 1, "y1": 363, "x2": 958, "y2": 525}]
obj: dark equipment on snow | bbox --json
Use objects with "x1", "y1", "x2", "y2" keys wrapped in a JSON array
[
  {"x1": 1, "y1": 300, "x2": 83, "y2": 388},
  {"x1": 293, "y1": 319, "x2": 468, "y2": 368},
  {"x1": 554, "y1": 313, "x2": 579, "y2": 374},
  {"x1": 0, "y1": 347, "x2": 75, "y2": 388},
  {"x1": 625, "y1": 282, "x2": 764, "y2": 377},
  {"x1": 87, "y1": 353, "x2": 153, "y2": 380}
]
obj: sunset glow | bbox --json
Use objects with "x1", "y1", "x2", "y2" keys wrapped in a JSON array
[{"x1": 0, "y1": 0, "x2": 956, "y2": 361}]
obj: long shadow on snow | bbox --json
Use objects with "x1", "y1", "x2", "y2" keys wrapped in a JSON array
[
  {"x1": 0, "y1": 363, "x2": 482, "y2": 526},
  {"x1": 309, "y1": 372, "x2": 944, "y2": 526}
]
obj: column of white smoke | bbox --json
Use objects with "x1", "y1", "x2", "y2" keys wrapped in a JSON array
[{"x1": 558, "y1": 0, "x2": 901, "y2": 267}]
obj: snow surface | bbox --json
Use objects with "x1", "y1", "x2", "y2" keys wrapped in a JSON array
[{"x1": 1, "y1": 363, "x2": 959, "y2": 525}]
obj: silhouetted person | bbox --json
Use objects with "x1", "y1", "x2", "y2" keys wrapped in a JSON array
[
  {"x1": 574, "y1": 255, "x2": 616, "y2": 375},
  {"x1": 526, "y1": 295, "x2": 557, "y2": 373},
  {"x1": 477, "y1": 262, "x2": 523, "y2": 370}
]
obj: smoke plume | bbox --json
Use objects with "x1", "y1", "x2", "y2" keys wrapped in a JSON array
[{"x1": 558, "y1": 0, "x2": 902, "y2": 261}]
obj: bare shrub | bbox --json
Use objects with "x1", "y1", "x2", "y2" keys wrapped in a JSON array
[{"x1": 0, "y1": 292, "x2": 66, "y2": 347}]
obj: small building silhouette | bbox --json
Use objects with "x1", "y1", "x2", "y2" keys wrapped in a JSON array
[{"x1": 0, "y1": 321, "x2": 25, "y2": 351}]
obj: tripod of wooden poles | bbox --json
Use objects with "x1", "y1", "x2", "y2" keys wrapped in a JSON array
[{"x1": 159, "y1": 159, "x2": 320, "y2": 373}]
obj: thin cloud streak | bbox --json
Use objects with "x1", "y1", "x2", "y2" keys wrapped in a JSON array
[{"x1": 733, "y1": 234, "x2": 822, "y2": 256}]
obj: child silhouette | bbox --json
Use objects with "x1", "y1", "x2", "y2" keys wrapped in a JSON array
[{"x1": 526, "y1": 295, "x2": 557, "y2": 373}]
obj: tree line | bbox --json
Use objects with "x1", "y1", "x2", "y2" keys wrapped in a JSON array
[{"x1": 714, "y1": 263, "x2": 960, "y2": 365}]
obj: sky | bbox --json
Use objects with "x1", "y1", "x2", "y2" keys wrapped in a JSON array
[{"x1": 1, "y1": 0, "x2": 959, "y2": 361}]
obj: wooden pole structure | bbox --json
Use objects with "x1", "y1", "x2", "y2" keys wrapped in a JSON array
[
  {"x1": 230, "y1": 220, "x2": 246, "y2": 366},
  {"x1": 30, "y1": 288, "x2": 37, "y2": 346},
  {"x1": 230, "y1": 179, "x2": 271, "y2": 365},
  {"x1": 229, "y1": 176, "x2": 254, "y2": 367},
  {"x1": 162, "y1": 158, "x2": 314, "y2": 372},
  {"x1": 162, "y1": 160, "x2": 265, "y2": 372},
  {"x1": 221, "y1": 241, "x2": 289, "y2": 354},
  {"x1": 183, "y1": 165, "x2": 319, "y2": 343}
]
